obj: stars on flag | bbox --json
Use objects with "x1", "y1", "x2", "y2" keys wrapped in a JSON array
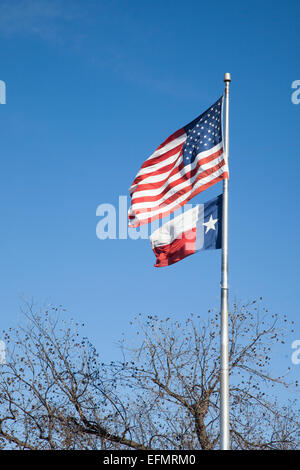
[{"x1": 182, "y1": 98, "x2": 223, "y2": 166}]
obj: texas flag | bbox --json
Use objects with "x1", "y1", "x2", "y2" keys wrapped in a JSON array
[{"x1": 150, "y1": 194, "x2": 222, "y2": 267}]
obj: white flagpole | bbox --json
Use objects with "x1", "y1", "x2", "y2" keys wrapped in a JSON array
[{"x1": 220, "y1": 72, "x2": 231, "y2": 450}]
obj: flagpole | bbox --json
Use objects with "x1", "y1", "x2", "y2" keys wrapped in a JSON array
[{"x1": 220, "y1": 72, "x2": 231, "y2": 450}]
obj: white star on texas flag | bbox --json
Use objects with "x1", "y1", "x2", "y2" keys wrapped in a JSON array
[{"x1": 203, "y1": 215, "x2": 218, "y2": 233}]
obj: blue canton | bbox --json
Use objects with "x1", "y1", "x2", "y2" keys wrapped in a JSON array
[{"x1": 182, "y1": 97, "x2": 223, "y2": 166}]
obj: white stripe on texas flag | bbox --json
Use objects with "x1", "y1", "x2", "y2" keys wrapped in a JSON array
[{"x1": 150, "y1": 205, "x2": 204, "y2": 267}]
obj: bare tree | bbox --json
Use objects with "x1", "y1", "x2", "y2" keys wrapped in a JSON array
[{"x1": 0, "y1": 300, "x2": 298, "y2": 450}]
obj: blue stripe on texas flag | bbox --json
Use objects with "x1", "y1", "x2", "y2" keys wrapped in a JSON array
[{"x1": 202, "y1": 194, "x2": 223, "y2": 250}]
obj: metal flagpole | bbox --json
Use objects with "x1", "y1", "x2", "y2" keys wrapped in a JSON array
[{"x1": 220, "y1": 72, "x2": 231, "y2": 450}]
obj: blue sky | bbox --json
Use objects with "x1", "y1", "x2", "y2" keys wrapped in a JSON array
[{"x1": 0, "y1": 0, "x2": 299, "y2": 397}]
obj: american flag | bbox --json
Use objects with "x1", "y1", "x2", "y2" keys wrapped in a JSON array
[{"x1": 128, "y1": 97, "x2": 228, "y2": 227}]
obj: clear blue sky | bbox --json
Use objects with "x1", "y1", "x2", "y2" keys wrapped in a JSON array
[{"x1": 0, "y1": 0, "x2": 299, "y2": 394}]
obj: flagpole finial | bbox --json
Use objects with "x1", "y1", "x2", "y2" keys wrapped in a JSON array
[{"x1": 224, "y1": 73, "x2": 231, "y2": 82}]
